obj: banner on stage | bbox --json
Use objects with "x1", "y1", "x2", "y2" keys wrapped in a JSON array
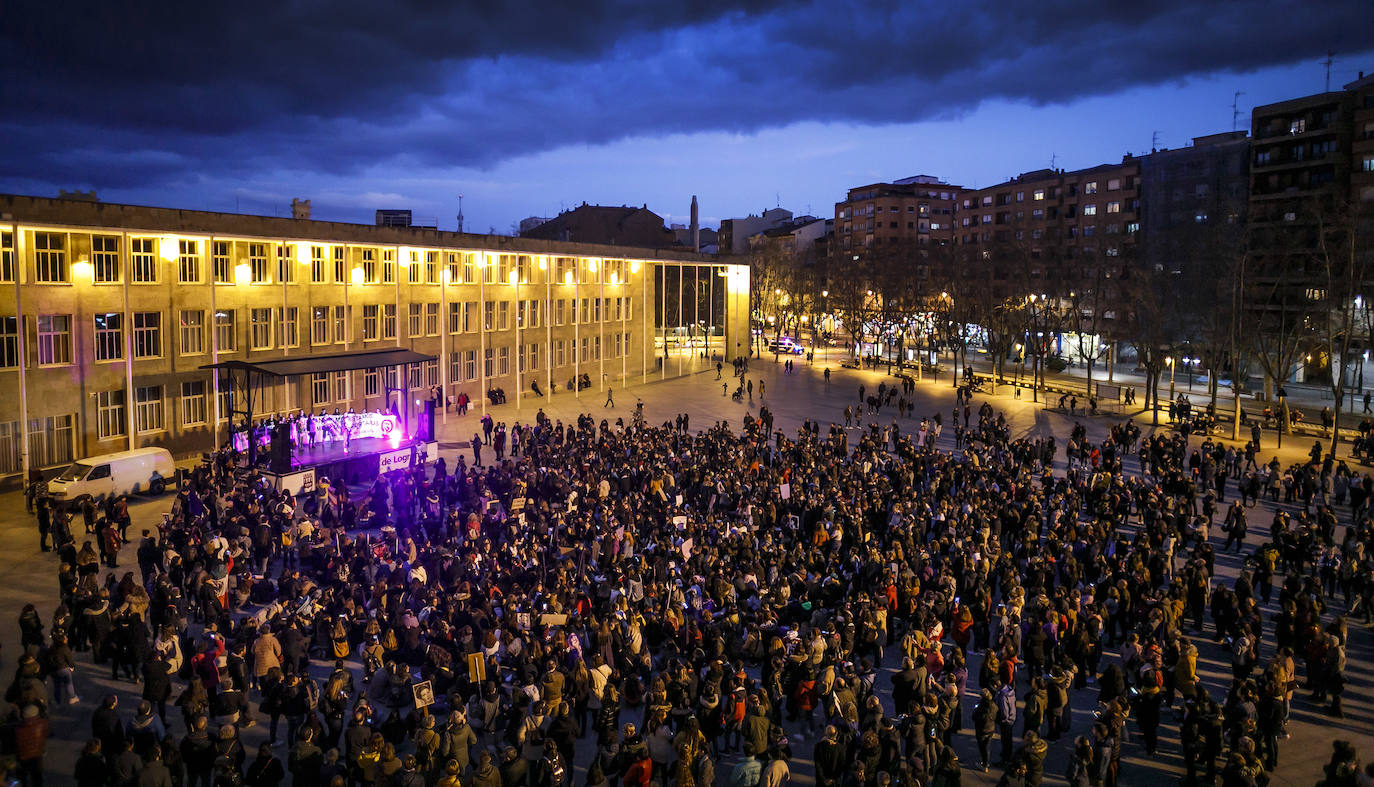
[
  {"x1": 378, "y1": 441, "x2": 438, "y2": 475},
  {"x1": 232, "y1": 411, "x2": 401, "y2": 453}
]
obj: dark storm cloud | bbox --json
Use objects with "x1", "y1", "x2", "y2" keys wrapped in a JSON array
[{"x1": 1, "y1": 0, "x2": 1369, "y2": 191}]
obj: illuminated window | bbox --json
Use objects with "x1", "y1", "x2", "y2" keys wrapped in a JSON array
[
  {"x1": 94, "y1": 313, "x2": 123, "y2": 361},
  {"x1": 180, "y1": 310, "x2": 205, "y2": 355},
  {"x1": 134, "y1": 385, "x2": 164, "y2": 434},
  {"x1": 179, "y1": 240, "x2": 202, "y2": 283},
  {"x1": 93, "y1": 235, "x2": 120, "y2": 283},
  {"x1": 96, "y1": 390, "x2": 125, "y2": 439},
  {"x1": 248, "y1": 243, "x2": 269, "y2": 283},
  {"x1": 180, "y1": 381, "x2": 207, "y2": 427},
  {"x1": 133, "y1": 312, "x2": 161, "y2": 358},
  {"x1": 131, "y1": 238, "x2": 157, "y2": 283}
]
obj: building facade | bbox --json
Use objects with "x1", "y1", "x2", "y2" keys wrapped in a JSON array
[
  {"x1": 0, "y1": 194, "x2": 748, "y2": 480},
  {"x1": 952, "y1": 159, "x2": 1141, "y2": 299},
  {"x1": 835, "y1": 176, "x2": 960, "y2": 255},
  {"x1": 1138, "y1": 131, "x2": 1251, "y2": 276}
]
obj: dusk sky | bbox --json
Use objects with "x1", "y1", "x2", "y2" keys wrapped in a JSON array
[{"x1": 2, "y1": 1, "x2": 1371, "y2": 233}]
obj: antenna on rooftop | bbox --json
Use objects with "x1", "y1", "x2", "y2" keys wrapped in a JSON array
[
  {"x1": 1232, "y1": 90, "x2": 1245, "y2": 132},
  {"x1": 1151, "y1": 131, "x2": 1160, "y2": 153},
  {"x1": 1050, "y1": 152, "x2": 1057, "y2": 170},
  {"x1": 1324, "y1": 50, "x2": 1337, "y2": 92}
]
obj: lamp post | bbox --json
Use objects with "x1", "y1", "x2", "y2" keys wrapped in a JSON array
[
  {"x1": 1183, "y1": 356, "x2": 1195, "y2": 392},
  {"x1": 1166, "y1": 356, "x2": 1176, "y2": 408}
]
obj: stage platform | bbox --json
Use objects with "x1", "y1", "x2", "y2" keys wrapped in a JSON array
[{"x1": 244, "y1": 437, "x2": 439, "y2": 495}]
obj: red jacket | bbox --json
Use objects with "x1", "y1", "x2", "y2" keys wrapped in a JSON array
[
  {"x1": 623, "y1": 757, "x2": 652, "y2": 787},
  {"x1": 14, "y1": 716, "x2": 48, "y2": 760}
]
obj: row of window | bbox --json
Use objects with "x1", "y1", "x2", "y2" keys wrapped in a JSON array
[
  {"x1": 0, "y1": 416, "x2": 75, "y2": 473},
  {"x1": 0, "y1": 296, "x2": 637, "y2": 368},
  {"x1": 4, "y1": 233, "x2": 638, "y2": 287},
  {"x1": 87, "y1": 331, "x2": 636, "y2": 440}
]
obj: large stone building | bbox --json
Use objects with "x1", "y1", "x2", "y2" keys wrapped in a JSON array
[{"x1": 0, "y1": 194, "x2": 748, "y2": 480}]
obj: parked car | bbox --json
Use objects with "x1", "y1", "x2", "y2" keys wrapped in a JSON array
[{"x1": 46, "y1": 447, "x2": 175, "y2": 504}]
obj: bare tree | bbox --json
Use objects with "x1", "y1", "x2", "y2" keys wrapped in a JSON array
[{"x1": 1315, "y1": 197, "x2": 1373, "y2": 455}]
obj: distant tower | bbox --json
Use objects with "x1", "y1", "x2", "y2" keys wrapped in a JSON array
[
  {"x1": 457, "y1": 195, "x2": 465, "y2": 234},
  {"x1": 690, "y1": 195, "x2": 700, "y2": 251},
  {"x1": 290, "y1": 198, "x2": 311, "y2": 220}
]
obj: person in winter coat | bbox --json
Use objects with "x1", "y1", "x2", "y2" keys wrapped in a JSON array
[
  {"x1": 1015, "y1": 730, "x2": 1048, "y2": 787},
  {"x1": 973, "y1": 689, "x2": 998, "y2": 772}
]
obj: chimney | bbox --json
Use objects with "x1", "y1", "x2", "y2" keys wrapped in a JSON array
[
  {"x1": 690, "y1": 195, "x2": 700, "y2": 251},
  {"x1": 291, "y1": 198, "x2": 312, "y2": 220}
]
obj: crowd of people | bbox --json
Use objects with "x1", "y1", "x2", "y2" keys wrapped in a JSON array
[{"x1": 1, "y1": 374, "x2": 1372, "y2": 787}]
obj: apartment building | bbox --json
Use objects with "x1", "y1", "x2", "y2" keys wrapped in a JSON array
[
  {"x1": 0, "y1": 194, "x2": 748, "y2": 480},
  {"x1": 834, "y1": 176, "x2": 960, "y2": 255},
  {"x1": 952, "y1": 158, "x2": 1142, "y2": 298}
]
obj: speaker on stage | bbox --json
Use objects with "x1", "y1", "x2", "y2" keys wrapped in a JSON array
[
  {"x1": 422, "y1": 399, "x2": 436, "y2": 442},
  {"x1": 270, "y1": 423, "x2": 292, "y2": 472}
]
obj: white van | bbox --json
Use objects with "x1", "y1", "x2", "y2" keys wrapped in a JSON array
[{"x1": 47, "y1": 447, "x2": 176, "y2": 503}]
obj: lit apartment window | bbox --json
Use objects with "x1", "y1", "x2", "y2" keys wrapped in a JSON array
[
  {"x1": 96, "y1": 390, "x2": 126, "y2": 439},
  {"x1": 179, "y1": 239, "x2": 202, "y2": 283},
  {"x1": 1106, "y1": 201, "x2": 1121, "y2": 214},
  {"x1": 135, "y1": 385, "x2": 164, "y2": 433},
  {"x1": 93, "y1": 235, "x2": 120, "y2": 283},
  {"x1": 133, "y1": 312, "x2": 162, "y2": 358},
  {"x1": 1083, "y1": 204, "x2": 1097, "y2": 216},
  {"x1": 94, "y1": 313, "x2": 124, "y2": 361},
  {"x1": 1085, "y1": 181, "x2": 1098, "y2": 194},
  {"x1": 1033, "y1": 190, "x2": 1045, "y2": 201},
  {"x1": 180, "y1": 310, "x2": 205, "y2": 355},
  {"x1": 131, "y1": 237, "x2": 157, "y2": 283},
  {"x1": 1290, "y1": 119, "x2": 1305, "y2": 135},
  {"x1": 180, "y1": 380, "x2": 208, "y2": 426}
]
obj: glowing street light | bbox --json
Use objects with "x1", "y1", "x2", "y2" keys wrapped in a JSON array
[
  {"x1": 234, "y1": 261, "x2": 252, "y2": 285},
  {"x1": 351, "y1": 266, "x2": 365, "y2": 286}
]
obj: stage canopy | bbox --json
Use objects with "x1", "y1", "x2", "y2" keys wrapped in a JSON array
[{"x1": 201, "y1": 348, "x2": 437, "y2": 378}]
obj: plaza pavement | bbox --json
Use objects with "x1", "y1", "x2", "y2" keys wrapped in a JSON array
[{"x1": 0, "y1": 354, "x2": 1368, "y2": 785}]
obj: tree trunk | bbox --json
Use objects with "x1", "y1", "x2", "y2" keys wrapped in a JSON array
[{"x1": 1150, "y1": 369, "x2": 1160, "y2": 426}]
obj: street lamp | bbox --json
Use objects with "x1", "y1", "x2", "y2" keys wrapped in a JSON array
[
  {"x1": 1166, "y1": 356, "x2": 1176, "y2": 408},
  {"x1": 1182, "y1": 356, "x2": 1195, "y2": 391}
]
